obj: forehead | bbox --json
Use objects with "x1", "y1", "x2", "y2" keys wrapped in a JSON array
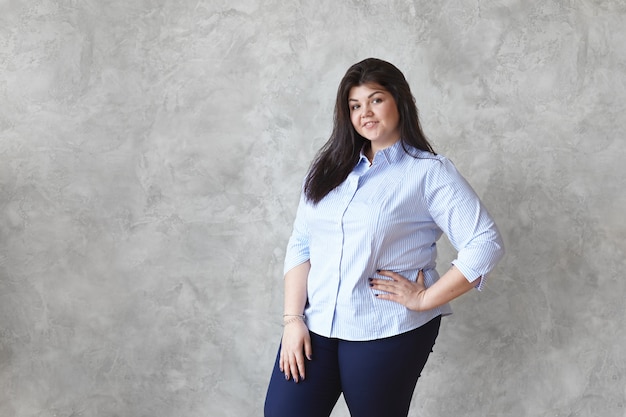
[{"x1": 348, "y1": 83, "x2": 388, "y2": 100}]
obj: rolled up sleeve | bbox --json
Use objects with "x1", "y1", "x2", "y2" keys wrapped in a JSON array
[
  {"x1": 283, "y1": 192, "x2": 311, "y2": 275},
  {"x1": 424, "y1": 158, "x2": 505, "y2": 290}
]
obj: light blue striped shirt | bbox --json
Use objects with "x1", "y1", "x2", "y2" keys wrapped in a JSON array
[{"x1": 284, "y1": 140, "x2": 504, "y2": 341}]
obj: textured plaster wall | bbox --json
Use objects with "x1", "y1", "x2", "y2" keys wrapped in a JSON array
[{"x1": 1, "y1": 1, "x2": 625, "y2": 416}]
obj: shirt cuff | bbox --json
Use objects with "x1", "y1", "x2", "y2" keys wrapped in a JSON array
[
  {"x1": 284, "y1": 255, "x2": 311, "y2": 276},
  {"x1": 450, "y1": 260, "x2": 486, "y2": 291}
]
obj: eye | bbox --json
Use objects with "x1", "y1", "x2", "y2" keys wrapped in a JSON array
[
  {"x1": 372, "y1": 97, "x2": 383, "y2": 104},
  {"x1": 350, "y1": 104, "x2": 360, "y2": 111}
]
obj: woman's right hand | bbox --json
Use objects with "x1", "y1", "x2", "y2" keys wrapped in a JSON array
[{"x1": 279, "y1": 320, "x2": 312, "y2": 383}]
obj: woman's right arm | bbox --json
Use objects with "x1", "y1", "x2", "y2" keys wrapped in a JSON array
[{"x1": 279, "y1": 260, "x2": 311, "y2": 383}]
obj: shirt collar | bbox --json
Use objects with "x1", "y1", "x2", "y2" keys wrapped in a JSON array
[{"x1": 360, "y1": 140, "x2": 406, "y2": 165}]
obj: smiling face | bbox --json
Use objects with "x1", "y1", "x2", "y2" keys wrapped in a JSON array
[{"x1": 348, "y1": 83, "x2": 401, "y2": 154}]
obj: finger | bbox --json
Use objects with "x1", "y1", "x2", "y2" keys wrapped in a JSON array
[
  {"x1": 377, "y1": 270, "x2": 411, "y2": 283},
  {"x1": 304, "y1": 335, "x2": 313, "y2": 361},
  {"x1": 282, "y1": 352, "x2": 291, "y2": 380},
  {"x1": 289, "y1": 354, "x2": 300, "y2": 383},
  {"x1": 376, "y1": 292, "x2": 400, "y2": 303},
  {"x1": 296, "y1": 354, "x2": 306, "y2": 381},
  {"x1": 281, "y1": 348, "x2": 294, "y2": 381},
  {"x1": 376, "y1": 270, "x2": 398, "y2": 280},
  {"x1": 417, "y1": 269, "x2": 425, "y2": 283},
  {"x1": 417, "y1": 269, "x2": 426, "y2": 286},
  {"x1": 371, "y1": 279, "x2": 398, "y2": 294}
]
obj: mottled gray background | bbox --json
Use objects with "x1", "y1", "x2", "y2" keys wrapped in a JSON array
[{"x1": 1, "y1": 1, "x2": 625, "y2": 416}]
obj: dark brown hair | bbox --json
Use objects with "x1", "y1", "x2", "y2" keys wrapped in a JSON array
[{"x1": 304, "y1": 58, "x2": 435, "y2": 204}]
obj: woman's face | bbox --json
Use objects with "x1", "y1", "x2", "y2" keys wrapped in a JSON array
[{"x1": 348, "y1": 83, "x2": 401, "y2": 152}]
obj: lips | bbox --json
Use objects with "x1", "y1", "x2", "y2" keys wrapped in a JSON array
[{"x1": 362, "y1": 121, "x2": 378, "y2": 128}]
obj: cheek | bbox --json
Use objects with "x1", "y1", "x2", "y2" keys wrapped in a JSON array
[
  {"x1": 387, "y1": 107, "x2": 400, "y2": 128},
  {"x1": 350, "y1": 113, "x2": 360, "y2": 130}
]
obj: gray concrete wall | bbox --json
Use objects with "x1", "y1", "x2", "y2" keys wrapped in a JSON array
[{"x1": 1, "y1": 1, "x2": 625, "y2": 416}]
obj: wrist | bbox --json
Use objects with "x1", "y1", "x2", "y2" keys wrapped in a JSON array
[
  {"x1": 283, "y1": 313, "x2": 305, "y2": 326},
  {"x1": 283, "y1": 313, "x2": 304, "y2": 319},
  {"x1": 414, "y1": 289, "x2": 431, "y2": 312},
  {"x1": 422, "y1": 288, "x2": 434, "y2": 310}
]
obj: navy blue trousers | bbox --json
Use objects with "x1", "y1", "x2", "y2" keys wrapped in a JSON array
[{"x1": 264, "y1": 315, "x2": 441, "y2": 417}]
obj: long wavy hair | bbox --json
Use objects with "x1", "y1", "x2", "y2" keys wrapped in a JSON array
[{"x1": 304, "y1": 58, "x2": 435, "y2": 204}]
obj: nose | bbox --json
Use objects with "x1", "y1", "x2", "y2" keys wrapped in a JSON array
[{"x1": 360, "y1": 104, "x2": 373, "y2": 117}]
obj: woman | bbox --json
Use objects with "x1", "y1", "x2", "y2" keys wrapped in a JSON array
[{"x1": 264, "y1": 58, "x2": 504, "y2": 417}]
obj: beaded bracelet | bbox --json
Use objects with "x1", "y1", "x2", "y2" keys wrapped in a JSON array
[
  {"x1": 283, "y1": 314, "x2": 305, "y2": 319},
  {"x1": 283, "y1": 314, "x2": 305, "y2": 326}
]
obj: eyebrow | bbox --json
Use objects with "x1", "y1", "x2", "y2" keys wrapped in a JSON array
[{"x1": 348, "y1": 90, "x2": 385, "y2": 102}]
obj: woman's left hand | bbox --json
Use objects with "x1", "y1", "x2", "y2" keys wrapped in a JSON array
[{"x1": 370, "y1": 269, "x2": 429, "y2": 311}]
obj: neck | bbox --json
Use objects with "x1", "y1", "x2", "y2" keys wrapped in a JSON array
[{"x1": 364, "y1": 143, "x2": 374, "y2": 163}]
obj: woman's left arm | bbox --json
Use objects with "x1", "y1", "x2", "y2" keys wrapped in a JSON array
[
  {"x1": 372, "y1": 157, "x2": 504, "y2": 310},
  {"x1": 425, "y1": 157, "x2": 505, "y2": 288}
]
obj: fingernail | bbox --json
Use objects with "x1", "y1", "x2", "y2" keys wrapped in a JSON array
[
  {"x1": 369, "y1": 283, "x2": 373, "y2": 287},
  {"x1": 368, "y1": 278, "x2": 373, "y2": 281},
  {"x1": 285, "y1": 374, "x2": 289, "y2": 380},
  {"x1": 376, "y1": 269, "x2": 381, "y2": 272}
]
